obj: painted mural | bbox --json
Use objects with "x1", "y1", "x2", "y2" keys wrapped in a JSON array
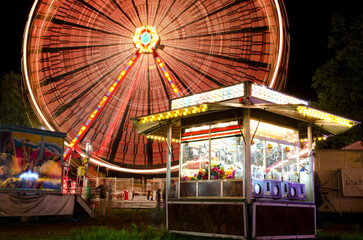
[{"x1": 0, "y1": 130, "x2": 63, "y2": 192}]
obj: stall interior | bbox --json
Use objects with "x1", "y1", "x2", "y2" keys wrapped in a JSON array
[
  {"x1": 178, "y1": 118, "x2": 308, "y2": 201},
  {"x1": 179, "y1": 121, "x2": 244, "y2": 198},
  {"x1": 250, "y1": 119, "x2": 306, "y2": 200}
]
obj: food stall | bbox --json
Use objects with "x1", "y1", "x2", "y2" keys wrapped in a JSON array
[{"x1": 132, "y1": 81, "x2": 360, "y2": 239}]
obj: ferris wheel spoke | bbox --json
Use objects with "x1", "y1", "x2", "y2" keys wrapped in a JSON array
[
  {"x1": 50, "y1": 55, "x2": 133, "y2": 119},
  {"x1": 110, "y1": 0, "x2": 137, "y2": 28},
  {"x1": 157, "y1": 1, "x2": 198, "y2": 35},
  {"x1": 164, "y1": 26, "x2": 268, "y2": 41},
  {"x1": 164, "y1": 60, "x2": 193, "y2": 96},
  {"x1": 166, "y1": 44, "x2": 268, "y2": 69},
  {"x1": 63, "y1": 50, "x2": 141, "y2": 161},
  {"x1": 148, "y1": 0, "x2": 160, "y2": 26},
  {"x1": 97, "y1": 56, "x2": 145, "y2": 157},
  {"x1": 40, "y1": 50, "x2": 132, "y2": 87},
  {"x1": 50, "y1": 17, "x2": 124, "y2": 37},
  {"x1": 75, "y1": 0, "x2": 134, "y2": 32},
  {"x1": 153, "y1": 50, "x2": 182, "y2": 98},
  {"x1": 160, "y1": 0, "x2": 248, "y2": 36},
  {"x1": 130, "y1": 0, "x2": 143, "y2": 26},
  {"x1": 40, "y1": 43, "x2": 129, "y2": 54},
  {"x1": 158, "y1": 50, "x2": 223, "y2": 87}
]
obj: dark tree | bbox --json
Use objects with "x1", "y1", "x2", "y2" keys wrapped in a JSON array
[
  {"x1": 312, "y1": 14, "x2": 363, "y2": 148},
  {"x1": 0, "y1": 71, "x2": 37, "y2": 127}
]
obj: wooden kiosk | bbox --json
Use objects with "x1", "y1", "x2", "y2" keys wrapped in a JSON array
[{"x1": 132, "y1": 81, "x2": 359, "y2": 239}]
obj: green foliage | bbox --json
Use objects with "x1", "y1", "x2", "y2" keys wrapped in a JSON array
[
  {"x1": 0, "y1": 71, "x2": 35, "y2": 127},
  {"x1": 63, "y1": 225, "x2": 236, "y2": 240},
  {"x1": 317, "y1": 231, "x2": 363, "y2": 240},
  {"x1": 312, "y1": 14, "x2": 363, "y2": 148}
]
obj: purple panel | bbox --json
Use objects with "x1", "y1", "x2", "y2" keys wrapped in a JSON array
[
  {"x1": 252, "y1": 179, "x2": 264, "y2": 198},
  {"x1": 281, "y1": 181, "x2": 290, "y2": 199},
  {"x1": 254, "y1": 203, "x2": 315, "y2": 237},
  {"x1": 289, "y1": 182, "x2": 300, "y2": 200}
]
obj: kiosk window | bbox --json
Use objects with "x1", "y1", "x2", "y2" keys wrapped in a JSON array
[
  {"x1": 250, "y1": 120, "x2": 299, "y2": 183},
  {"x1": 210, "y1": 136, "x2": 244, "y2": 180},
  {"x1": 181, "y1": 140, "x2": 209, "y2": 181}
]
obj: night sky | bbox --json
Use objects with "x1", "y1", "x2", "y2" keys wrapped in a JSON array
[{"x1": 0, "y1": 1, "x2": 359, "y2": 102}]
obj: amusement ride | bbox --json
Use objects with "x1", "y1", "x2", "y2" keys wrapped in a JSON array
[{"x1": 22, "y1": 0, "x2": 289, "y2": 173}]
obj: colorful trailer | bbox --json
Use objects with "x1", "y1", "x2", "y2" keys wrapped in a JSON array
[{"x1": 0, "y1": 124, "x2": 79, "y2": 216}]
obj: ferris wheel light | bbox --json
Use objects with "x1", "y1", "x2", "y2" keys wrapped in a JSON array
[{"x1": 133, "y1": 26, "x2": 159, "y2": 53}]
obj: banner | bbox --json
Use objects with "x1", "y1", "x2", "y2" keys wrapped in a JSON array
[
  {"x1": 0, "y1": 193, "x2": 74, "y2": 216},
  {"x1": 341, "y1": 168, "x2": 363, "y2": 197}
]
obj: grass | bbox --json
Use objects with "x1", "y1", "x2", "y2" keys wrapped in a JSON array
[
  {"x1": 317, "y1": 232, "x2": 363, "y2": 240},
  {"x1": 19, "y1": 224, "x2": 362, "y2": 240},
  {"x1": 69, "y1": 224, "x2": 158, "y2": 240},
  {"x1": 31, "y1": 224, "x2": 235, "y2": 240},
  {"x1": 317, "y1": 223, "x2": 362, "y2": 240},
  {"x1": 2, "y1": 210, "x2": 361, "y2": 240}
]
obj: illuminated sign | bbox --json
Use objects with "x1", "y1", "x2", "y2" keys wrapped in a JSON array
[
  {"x1": 297, "y1": 106, "x2": 354, "y2": 127},
  {"x1": 146, "y1": 135, "x2": 180, "y2": 143},
  {"x1": 139, "y1": 105, "x2": 208, "y2": 124},
  {"x1": 250, "y1": 119, "x2": 299, "y2": 144},
  {"x1": 252, "y1": 84, "x2": 309, "y2": 106},
  {"x1": 171, "y1": 83, "x2": 245, "y2": 110}
]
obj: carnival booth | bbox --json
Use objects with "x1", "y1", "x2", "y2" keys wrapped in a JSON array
[
  {"x1": 0, "y1": 124, "x2": 77, "y2": 216},
  {"x1": 132, "y1": 81, "x2": 360, "y2": 239}
]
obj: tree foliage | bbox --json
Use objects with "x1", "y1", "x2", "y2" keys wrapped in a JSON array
[
  {"x1": 312, "y1": 14, "x2": 363, "y2": 148},
  {"x1": 0, "y1": 71, "x2": 36, "y2": 127}
]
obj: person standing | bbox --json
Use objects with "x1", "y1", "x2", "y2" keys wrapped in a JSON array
[
  {"x1": 96, "y1": 179, "x2": 108, "y2": 216},
  {"x1": 107, "y1": 180, "x2": 113, "y2": 201},
  {"x1": 86, "y1": 184, "x2": 92, "y2": 206},
  {"x1": 156, "y1": 188, "x2": 161, "y2": 211},
  {"x1": 162, "y1": 188, "x2": 166, "y2": 211},
  {"x1": 147, "y1": 182, "x2": 151, "y2": 200}
]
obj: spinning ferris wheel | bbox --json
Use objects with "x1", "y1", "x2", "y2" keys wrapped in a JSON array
[{"x1": 22, "y1": 0, "x2": 289, "y2": 171}]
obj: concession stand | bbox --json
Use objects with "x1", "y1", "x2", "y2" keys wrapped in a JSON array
[{"x1": 132, "y1": 81, "x2": 360, "y2": 239}]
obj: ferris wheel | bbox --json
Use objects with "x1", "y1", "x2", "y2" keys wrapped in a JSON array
[{"x1": 22, "y1": 0, "x2": 289, "y2": 172}]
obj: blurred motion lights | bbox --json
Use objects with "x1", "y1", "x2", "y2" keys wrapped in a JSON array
[
  {"x1": 23, "y1": 0, "x2": 290, "y2": 169},
  {"x1": 19, "y1": 171, "x2": 39, "y2": 180}
]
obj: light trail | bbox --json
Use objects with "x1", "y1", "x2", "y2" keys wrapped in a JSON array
[{"x1": 63, "y1": 51, "x2": 141, "y2": 161}]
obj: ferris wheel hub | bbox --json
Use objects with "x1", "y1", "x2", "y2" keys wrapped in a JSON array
[{"x1": 133, "y1": 26, "x2": 159, "y2": 53}]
